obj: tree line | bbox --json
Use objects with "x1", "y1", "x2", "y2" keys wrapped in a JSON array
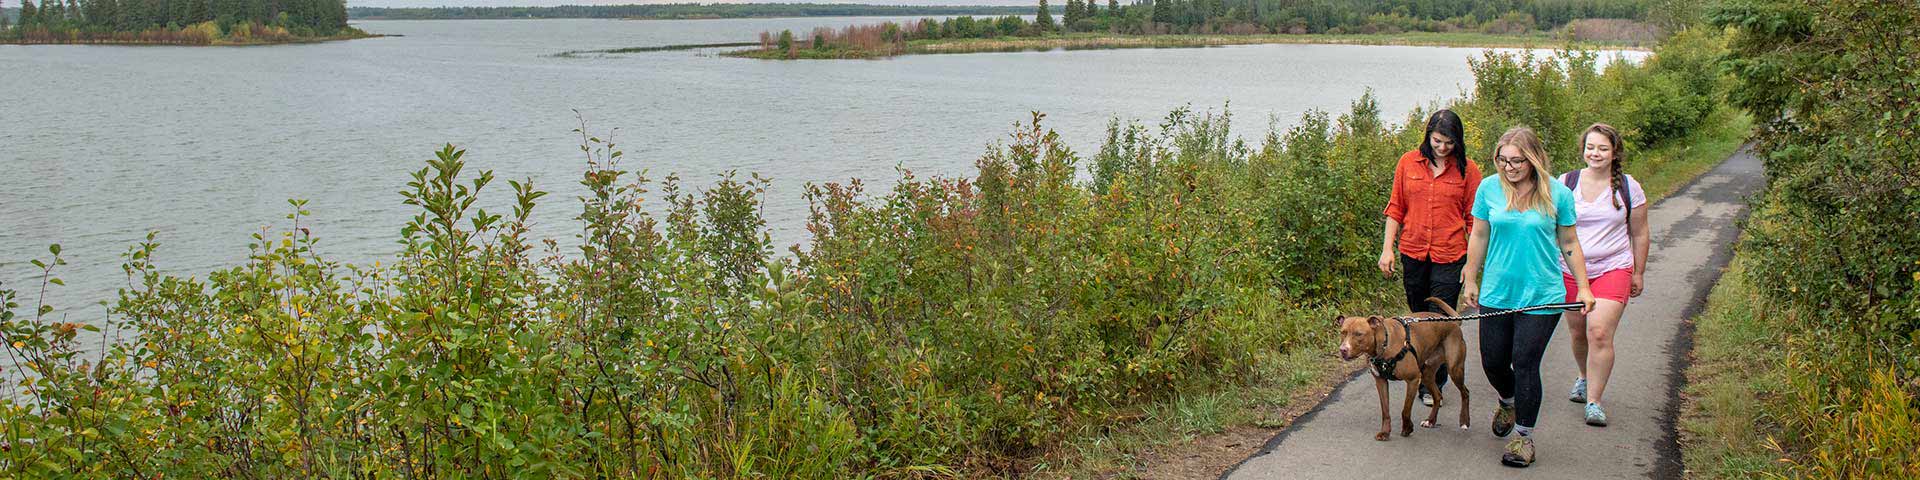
[
  {"x1": 1047, "y1": 0, "x2": 1647, "y2": 36},
  {"x1": 347, "y1": 3, "x2": 1032, "y2": 21},
  {"x1": 750, "y1": 0, "x2": 1651, "y2": 57},
  {"x1": 4, "y1": 0, "x2": 349, "y2": 41}
]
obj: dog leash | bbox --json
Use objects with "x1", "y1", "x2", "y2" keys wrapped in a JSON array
[{"x1": 1395, "y1": 302, "x2": 1586, "y2": 324}]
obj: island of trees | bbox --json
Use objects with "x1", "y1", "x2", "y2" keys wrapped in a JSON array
[
  {"x1": 732, "y1": 0, "x2": 1666, "y2": 59},
  {"x1": 2, "y1": 0, "x2": 363, "y2": 44},
  {"x1": 348, "y1": 3, "x2": 1034, "y2": 21}
]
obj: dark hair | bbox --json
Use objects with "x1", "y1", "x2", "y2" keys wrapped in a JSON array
[{"x1": 1420, "y1": 109, "x2": 1467, "y2": 177}]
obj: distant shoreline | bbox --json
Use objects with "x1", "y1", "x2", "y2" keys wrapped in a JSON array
[
  {"x1": 346, "y1": 4, "x2": 1032, "y2": 22},
  {"x1": 724, "y1": 31, "x2": 1653, "y2": 60},
  {"x1": 348, "y1": 15, "x2": 1006, "y2": 22},
  {"x1": 2, "y1": 28, "x2": 380, "y2": 46}
]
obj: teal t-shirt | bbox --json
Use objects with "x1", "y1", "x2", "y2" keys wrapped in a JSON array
[{"x1": 1471, "y1": 175, "x2": 1577, "y2": 310}]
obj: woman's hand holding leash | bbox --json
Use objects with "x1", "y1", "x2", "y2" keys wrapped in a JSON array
[
  {"x1": 1377, "y1": 250, "x2": 1396, "y2": 277},
  {"x1": 1460, "y1": 281, "x2": 1479, "y2": 310},
  {"x1": 1576, "y1": 288, "x2": 1596, "y2": 314}
]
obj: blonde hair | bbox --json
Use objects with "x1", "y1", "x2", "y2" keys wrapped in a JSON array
[{"x1": 1495, "y1": 126, "x2": 1557, "y2": 218}]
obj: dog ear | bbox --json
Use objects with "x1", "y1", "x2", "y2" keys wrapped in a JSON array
[
  {"x1": 1367, "y1": 316, "x2": 1382, "y2": 328},
  {"x1": 1333, "y1": 315, "x2": 1346, "y2": 327}
]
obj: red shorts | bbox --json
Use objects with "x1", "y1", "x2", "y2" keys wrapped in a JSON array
[{"x1": 1565, "y1": 267, "x2": 1633, "y2": 304}]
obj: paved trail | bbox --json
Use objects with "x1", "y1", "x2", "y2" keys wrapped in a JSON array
[{"x1": 1224, "y1": 148, "x2": 1762, "y2": 479}]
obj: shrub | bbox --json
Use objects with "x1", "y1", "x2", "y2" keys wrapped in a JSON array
[{"x1": 1707, "y1": 0, "x2": 1920, "y2": 476}]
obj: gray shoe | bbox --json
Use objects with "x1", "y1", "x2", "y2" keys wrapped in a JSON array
[
  {"x1": 1492, "y1": 402, "x2": 1516, "y2": 437},
  {"x1": 1569, "y1": 377, "x2": 1587, "y2": 403},
  {"x1": 1421, "y1": 391, "x2": 1436, "y2": 407},
  {"x1": 1585, "y1": 402, "x2": 1609, "y2": 427},
  {"x1": 1501, "y1": 436, "x2": 1535, "y2": 468}
]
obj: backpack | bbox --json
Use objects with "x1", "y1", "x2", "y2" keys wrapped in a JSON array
[{"x1": 1562, "y1": 171, "x2": 1633, "y2": 239}]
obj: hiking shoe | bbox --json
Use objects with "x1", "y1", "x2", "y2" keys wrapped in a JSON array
[
  {"x1": 1585, "y1": 402, "x2": 1609, "y2": 427},
  {"x1": 1421, "y1": 391, "x2": 1436, "y2": 407},
  {"x1": 1492, "y1": 402, "x2": 1516, "y2": 437},
  {"x1": 1569, "y1": 377, "x2": 1588, "y2": 403},
  {"x1": 1501, "y1": 436, "x2": 1536, "y2": 468}
]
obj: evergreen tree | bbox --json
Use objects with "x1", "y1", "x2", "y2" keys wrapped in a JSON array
[
  {"x1": 171, "y1": 0, "x2": 194, "y2": 27},
  {"x1": 1086, "y1": 0, "x2": 1097, "y2": 18},
  {"x1": 1062, "y1": 0, "x2": 1081, "y2": 31},
  {"x1": 43, "y1": 0, "x2": 63, "y2": 24},
  {"x1": 1035, "y1": 0, "x2": 1053, "y2": 31},
  {"x1": 1108, "y1": 0, "x2": 1118, "y2": 17},
  {"x1": 67, "y1": 0, "x2": 80, "y2": 23},
  {"x1": 18, "y1": 0, "x2": 34, "y2": 27},
  {"x1": 1152, "y1": 0, "x2": 1171, "y2": 25}
]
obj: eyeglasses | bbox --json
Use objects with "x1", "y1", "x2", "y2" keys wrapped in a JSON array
[{"x1": 1495, "y1": 156, "x2": 1530, "y2": 168}]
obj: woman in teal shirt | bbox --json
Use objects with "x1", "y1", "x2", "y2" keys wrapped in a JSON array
[{"x1": 1461, "y1": 126, "x2": 1597, "y2": 468}]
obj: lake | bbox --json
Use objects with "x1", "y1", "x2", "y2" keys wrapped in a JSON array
[{"x1": 0, "y1": 18, "x2": 1644, "y2": 319}]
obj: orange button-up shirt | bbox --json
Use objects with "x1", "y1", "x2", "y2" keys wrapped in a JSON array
[{"x1": 1383, "y1": 149, "x2": 1481, "y2": 263}]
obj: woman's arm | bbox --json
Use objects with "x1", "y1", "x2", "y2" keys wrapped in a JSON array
[
  {"x1": 1629, "y1": 204, "x2": 1650, "y2": 297},
  {"x1": 1380, "y1": 162, "x2": 1408, "y2": 277},
  {"x1": 1379, "y1": 218, "x2": 1402, "y2": 277},
  {"x1": 1558, "y1": 225, "x2": 1596, "y2": 313},
  {"x1": 1461, "y1": 219, "x2": 1490, "y2": 309}
]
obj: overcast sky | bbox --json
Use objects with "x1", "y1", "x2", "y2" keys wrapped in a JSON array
[{"x1": 350, "y1": 0, "x2": 1041, "y2": 8}]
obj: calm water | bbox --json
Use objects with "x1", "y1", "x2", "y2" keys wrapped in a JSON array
[{"x1": 0, "y1": 18, "x2": 1643, "y2": 319}]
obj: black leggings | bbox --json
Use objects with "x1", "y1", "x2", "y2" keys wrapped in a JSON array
[
  {"x1": 1399, "y1": 254, "x2": 1464, "y2": 314},
  {"x1": 1401, "y1": 254, "x2": 1463, "y2": 391},
  {"x1": 1478, "y1": 311, "x2": 1559, "y2": 429}
]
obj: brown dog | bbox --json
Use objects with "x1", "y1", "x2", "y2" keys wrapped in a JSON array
[{"x1": 1336, "y1": 297, "x2": 1471, "y2": 441}]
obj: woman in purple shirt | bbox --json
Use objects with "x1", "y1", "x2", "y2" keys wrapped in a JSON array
[{"x1": 1557, "y1": 124, "x2": 1650, "y2": 427}]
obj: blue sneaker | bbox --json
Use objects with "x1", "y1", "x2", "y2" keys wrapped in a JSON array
[
  {"x1": 1584, "y1": 402, "x2": 1608, "y2": 427},
  {"x1": 1569, "y1": 377, "x2": 1587, "y2": 403}
]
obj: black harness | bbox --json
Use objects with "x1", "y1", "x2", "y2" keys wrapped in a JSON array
[{"x1": 1369, "y1": 319, "x2": 1418, "y2": 379}]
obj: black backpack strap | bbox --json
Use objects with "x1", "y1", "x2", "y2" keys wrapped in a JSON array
[{"x1": 1618, "y1": 174, "x2": 1633, "y2": 238}]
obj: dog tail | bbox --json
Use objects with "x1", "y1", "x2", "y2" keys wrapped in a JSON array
[{"x1": 1424, "y1": 297, "x2": 1459, "y2": 317}]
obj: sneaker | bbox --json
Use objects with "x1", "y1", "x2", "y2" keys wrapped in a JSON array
[
  {"x1": 1585, "y1": 402, "x2": 1609, "y2": 427},
  {"x1": 1569, "y1": 377, "x2": 1588, "y2": 403},
  {"x1": 1421, "y1": 391, "x2": 1436, "y2": 407},
  {"x1": 1491, "y1": 402, "x2": 1516, "y2": 437},
  {"x1": 1501, "y1": 436, "x2": 1536, "y2": 468}
]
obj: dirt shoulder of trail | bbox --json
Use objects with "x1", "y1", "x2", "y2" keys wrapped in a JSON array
[{"x1": 1116, "y1": 362, "x2": 1364, "y2": 479}]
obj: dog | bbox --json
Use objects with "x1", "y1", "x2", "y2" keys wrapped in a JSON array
[{"x1": 1335, "y1": 297, "x2": 1471, "y2": 441}]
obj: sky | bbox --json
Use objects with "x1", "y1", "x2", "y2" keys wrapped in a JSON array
[{"x1": 348, "y1": 0, "x2": 1041, "y2": 8}]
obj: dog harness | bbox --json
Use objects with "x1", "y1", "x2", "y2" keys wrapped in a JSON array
[{"x1": 1369, "y1": 319, "x2": 1418, "y2": 379}]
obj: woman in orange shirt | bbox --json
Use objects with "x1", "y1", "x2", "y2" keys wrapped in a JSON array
[{"x1": 1379, "y1": 109, "x2": 1482, "y2": 405}]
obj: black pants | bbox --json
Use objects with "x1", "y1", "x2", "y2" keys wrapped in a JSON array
[
  {"x1": 1401, "y1": 254, "x2": 1463, "y2": 392},
  {"x1": 1478, "y1": 311, "x2": 1559, "y2": 429}
]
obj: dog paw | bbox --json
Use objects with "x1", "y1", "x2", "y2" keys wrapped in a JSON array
[
  {"x1": 1400, "y1": 426, "x2": 1413, "y2": 437},
  {"x1": 1375, "y1": 431, "x2": 1390, "y2": 441},
  {"x1": 1460, "y1": 424, "x2": 1470, "y2": 430},
  {"x1": 1421, "y1": 420, "x2": 1436, "y2": 428}
]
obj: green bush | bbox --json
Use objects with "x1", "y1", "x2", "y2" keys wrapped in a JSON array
[
  {"x1": 1704, "y1": 0, "x2": 1920, "y2": 476},
  {"x1": 1626, "y1": 70, "x2": 1710, "y2": 144}
]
